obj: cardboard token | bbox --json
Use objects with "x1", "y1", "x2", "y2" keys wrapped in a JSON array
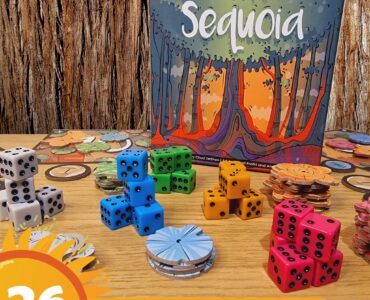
[
  {"x1": 325, "y1": 139, "x2": 356, "y2": 150},
  {"x1": 342, "y1": 175, "x2": 370, "y2": 193},
  {"x1": 45, "y1": 164, "x2": 91, "y2": 181},
  {"x1": 101, "y1": 132, "x2": 129, "y2": 142},
  {"x1": 51, "y1": 147, "x2": 77, "y2": 155},
  {"x1": 76, "y1": 141, "x2": 110, "y2": 153},
  {"x1": 321, "y1": 160, "x2": 356, "y2": 173},
  {"x1": 354, "y1": 145, "x2": 370, "y2": 158},
  {"x1": 349, "y1": 134, "x2": 370, "y2": 145}
]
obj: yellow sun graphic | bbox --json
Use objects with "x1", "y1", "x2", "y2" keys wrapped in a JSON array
[{"x1": 0, "y1": 227, "x2": 118, "y2": 300}]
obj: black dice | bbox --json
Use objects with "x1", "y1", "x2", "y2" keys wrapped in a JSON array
[{"x1": 36, "y1": 186, "x2": 65, "y2": 218}]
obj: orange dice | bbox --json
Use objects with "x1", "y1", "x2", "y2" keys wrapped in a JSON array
[
  {"x1": 219, "y1": 169, "x2": 251, "y2": 199},
  {"x1": 235, "y1": 189, "x2": 264, "y2": 220},
  {"x1": 219, "y1": 161, "x2": 246, "y2": 172},
  {"x1": 203, "y1": 188, "x2": 229, "y2": 220}
]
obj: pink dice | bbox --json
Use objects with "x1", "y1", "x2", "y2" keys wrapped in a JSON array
[
  {"x1": 268, "y1": 244, "x2": 314, "y2": 293},
  {"x1": 270, "y1": 232, "x2": 291, "y2": 248},
  {"x1": 272, "y1": 200, "x2": 314, "y2": 242},
  {"x1": 312, "y1": 249, "x2": 343, "y2": 287},
  {"x1": 296, "y1": 213, "x2": 341, "y2": 262}
]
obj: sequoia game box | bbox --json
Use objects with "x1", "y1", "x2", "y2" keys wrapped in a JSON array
[{"x1": 150, "y1": 0, "x2": 345, "y2": 171}]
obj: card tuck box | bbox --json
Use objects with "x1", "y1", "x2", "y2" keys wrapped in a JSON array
[{"x1": 150, "y1": 0, "x2": 345, "y2": 171}]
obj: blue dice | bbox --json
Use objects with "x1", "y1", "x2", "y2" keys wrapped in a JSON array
[
  {"x1": 133, "y1": 202, "x2": 164, "y2": 236},
  {"x1": 100, "y1": 195, "x2": 132, "y2": 230},
  {"x1": 117, "y1": 149, "x2": 148, "y2": 181},
  {"x1": 123, "y1": 175, "x2": 155, "y2": 207}
]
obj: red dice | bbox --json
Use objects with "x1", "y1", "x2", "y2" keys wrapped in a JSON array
[
  {"x1": 312, "y1": 249, "x2": 343, "y2": 287},
  {"x1": 270, "y1": 232, "x2": 291, "y2": 248},
  {"x1": 268, "y1": 244, "x2": 314, "y2": 292}
]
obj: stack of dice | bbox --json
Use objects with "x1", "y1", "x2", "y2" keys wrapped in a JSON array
[
  {"x1": 150, "y1": 146, "x2": 196, "y2": 195},
  {"x1": 100, "y1": 149, "x2": 164, "y2": 236},
  {"x1": 0, "y1": 147, "x2": 65, "y2": 232},
  {"x1": 268, "y1": 199, "x2": 343, "y2": 292},
  {"x1": 203, "y1": 161, "x2": 264, "y2": 220},
  {"x1": 352, "y1": 193, "x2": 370, "y2": 262}
]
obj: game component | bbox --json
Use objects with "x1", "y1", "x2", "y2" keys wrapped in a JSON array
[
  {"x1": 132, "y1": 202, "x2": 164, "y2": 236},
  {"x1": 134, "y1": 138, "x2": 150, "y2": 148},
  {"x1": 76, "y1": 141, "x2": 111, "y2": 153},
  {"x1": 0, "y1": 180, "x2": 5, "y2": 191},
  {"x1": 270, "y1": 232, "x2": 291, "y2": 248},
  {"x1": 348, "y1": 133, "x2": 370, "y2": 145},
  {"x1": 150, "y1": 148, "x2": 175, "y2": 174},
  {"x1": 117, "y1": 149, "x2": 149, "y2": 181},
  {"x1": 45, "y1": 164, "x2": 91, "y2": 181},
  {"x1": 5, "y1": 177, "x2": 36, "y2": 204},
  {"x1": 100, "y1": 195, "x2": 132, "y2": 231},
  {"x1": 321, "y1": 160, "x2": 356, "y2": 173},
  {"x1": 325, "y1": 139, "x2": 356, "y2": 151},
  {"x1": 152, "y1": 173, "x2": 171, "y2": 194},
  {"x1": 106, "y1": 139, "x2": 133, "y2": 153},
  {"x1": 171, "y1": 169, "x2": 196, "y2": 194},
  {"x1": 35, "y1": 186, "x2": 65, "y2": 218},
  {"x1": 235, "y1": 189, "x2": 264, "y2": 220},
  {"x1": 268, "y1": 244, "x2": 314, "y2": 292},
  {"x1": 0, "y1": 147, "x2": 38, "y2": 181},
  {"x1": 29, "y1": 230, "x2": 52, "y2": 248},
  {"x1": 51, "y1": 147, "x2": 77, "y2": 155},
  {"x1": 354, "y1": 145, "x2": 370, "y2": 158},
  {"x1": 312, "y1": 249, "x2": 343, "y2": 287},
  {"x1": 146, "y1": 225, "x2": 214, "y2": 268},
  {"x1": 202, "y1": 188, "x2": 229, "y2": 220},
  {"x1": 168, "y1": 146, "x2": 193, "y2": 171},
  {"x1": 219, "y1": 161, "x2": 246, "y2": 172},
  {"x1": 0, "y1": 190, "x2": 9, "y2": 221},
  {"x1": 8, "y1": 200, "x2": 43, "y2": 232},
  {"x1": 352, "y1": 195, "x2": 370, "y2": 262},
  {"x1": 123, "y1": 176, "x2": 155, "y2": 207},
  {"x1": 101, "y1": 132, "x2": 129, "y2": 142},
  {"x1": 296, "y1": 213, "x2": 341, "y2": 262},
  {"x1": 219, "y1": 169, "x2": 250, "y2": 199},
  {"x1": 342, "y1": 175, "x2": 370, "y2": 193},
  {"x1": 272, "y1": 200, "x2": 314, "y2": 242}
]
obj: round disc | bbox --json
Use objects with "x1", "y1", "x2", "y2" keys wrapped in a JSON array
[
  {"x1": 349, "y1": 134, "x2": 370, "y2": 145},
  {"x1": 342, "y1": 175, "x2": 370, "y2": 193},
  {"x1": 321, "y1": 160, "x2": 356, "y2": 173},
  {"x1": 45, "y1": 164, "x2": 91, "y2": 181}
]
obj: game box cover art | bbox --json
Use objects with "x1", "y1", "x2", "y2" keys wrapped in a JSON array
[{"x1": 150, "y1": 0, "x2": 345, "y2": 171}]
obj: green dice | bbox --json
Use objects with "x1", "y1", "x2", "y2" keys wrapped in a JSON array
[
  {"x1": 152, "y1": 173, "x2": 171, "y2": 194},
  {"x1": 169, "y1": 146, "x2": 193, "y2": 171},
  {"x1": 150, "y1": 148, "x2": 175, "y2": 174},
  {"x1": 171, "y1": 169, "x2": 196, "y2": 194}
]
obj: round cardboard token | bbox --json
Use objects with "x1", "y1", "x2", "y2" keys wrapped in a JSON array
[
  {"x1": 342, "y1": 175, "x2": 370, "y2": 193},
  {"x1": 325, "y1": 139, "x2": 356, "y2": 150},
  {"x1": 349, "y1": 134, "x2": 370, "y2": 145},
  {"x1": 45, "y1": 164, "x2": 91, "y2": 181},
  {"x1": 321, "y1": 160, "x2": 356, "y2": 173}
]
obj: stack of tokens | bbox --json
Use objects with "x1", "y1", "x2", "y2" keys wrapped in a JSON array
[
  {"x1": 263, "y1": 163, "x2": 339, "y2": 212},
  {"x1": 353, "y1": 193, "x2": 370, "y2": 262},
  {"x1": 146, "y1": 225, "x2": 216, "y2": 279}
]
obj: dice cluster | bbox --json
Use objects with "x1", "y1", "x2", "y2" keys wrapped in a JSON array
[
  {"x1": 100, "y1": 149, "x2": 164, "y2": 236},
  {"x1": 0, "y1": 147, "x2": 64, "y2": 232},
  {"x1": 149, "y1": 146, "x2": 196, "y2": 195},
  {"x1": 268, "y1": 199, "x2": 343, "y2": 293},
  {"x1": 202, "y1": 161, "x2": 264, "y2": 220},
  {"x1": 352, "y1": 193, "x2": 369, "y2": 262}
]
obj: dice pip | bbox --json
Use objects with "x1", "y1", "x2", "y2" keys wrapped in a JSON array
[
  {"x1": 117, "y1": 149, "x2": 148, "y2": 181},
  {"x1": 0, "y1": 190, "x2": 9, "y2": 221},
  {"x1": 5, "y1": 178, "x2": 36, "y2": 204},
  {"x1": 268, "y1": 244, "x2": 314, "y2": 292},
  {"x1": 100, "y1": 195, "x2": 132, "y2": 230},
  {"x1": 123, "y1": 176, "x2": 155, "y2": 207},
  {"x1": 152, "y1": 173, "x2": 171, "y2": 194},
  {"x1": 133, "y1": 202, "x2": 164, "y2": 236},
  {"x1": 8, "y1": 200, "x2": 42, "y2": 232},
  {"x1": 272, "y1": 200, "x2": 314, "y2": 242},
  {"x1": 203, "y1": 188, "x2": 229, "y2": 220},
  {"x1": 219, "y1": 169, "x2": 250, "y2": 199},
  {"x1": 36, "y1": 186, "x2": 65, "y2": 218},
  {"x1": 0, "y1": 147, "x2": 38, "y2": 181},
  {"x1": 235, "y1": 189, "x2": 264, "y2": 220},
  {"x1": 312, "y1": 249, "x2": 343, "y2": 287},
  {"x1": 171, "y1": 169, "x2": 196, "y2": 194},
  {"x1": 296, "y1": 213, "x2": 341, "y2": 262}
]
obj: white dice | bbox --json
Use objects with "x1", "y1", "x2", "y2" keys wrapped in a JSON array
[
  {"x1": 8, "y1": 200, "x2": 42, "y2": 232},
  {"x1": 0, "y1": 147, "x2": 38, "y2": 181},
  {"x1": 36, "y1": 186, "x2": 65, "y2": 217},
  {"x1": 5, "y1": 178, "x2": 36, "y2": 204},
  {"x1": 0, "y1": 190, "x2": 9, "y2": 221}
]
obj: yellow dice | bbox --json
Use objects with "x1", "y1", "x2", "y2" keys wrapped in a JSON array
[
  {"x1": 203, "y1": 188, "x2": 229, "y2": 220},
  {"x1": 235, "y1": 189, "x2": 264, "y2": 220},
  {"x1": 219, "y1": 161, "x2": 246, "y2": 172},
  {"x1": 219, "y1": 169, "x2": 250, "y2": 199}
]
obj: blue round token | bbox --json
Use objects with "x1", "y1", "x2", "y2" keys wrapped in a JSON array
[
  {"x1": 321, "y1": 160, "x2": 356, "y2": 173},
  {"x1": 348, "y1": 134, "x2": 370, "y2": 145}
]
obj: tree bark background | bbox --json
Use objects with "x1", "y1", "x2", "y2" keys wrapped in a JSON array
[{"x1": 0, "y1": 0, "x2": 368, "y2": 134}]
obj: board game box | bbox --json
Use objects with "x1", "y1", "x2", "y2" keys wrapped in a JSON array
[{"x1": 150, "y1": 0, "x2": 345, "y2": 171}]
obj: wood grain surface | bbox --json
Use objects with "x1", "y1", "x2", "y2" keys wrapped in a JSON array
[
  {"x1": 0, "y1": 135, "x2": 369, "y2": 299},
  {"x1": 0, "y1": 1, "x2": 368, "y2": 134}
]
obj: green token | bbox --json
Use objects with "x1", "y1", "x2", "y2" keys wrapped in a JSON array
[
  {"x1": 76, "y1": 142, "x2": 110, "y2": 153},
  {"x1": 51, "y1": 147, "x2": 76, "y2": 155}
]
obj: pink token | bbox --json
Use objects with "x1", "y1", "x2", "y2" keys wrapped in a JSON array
[{"x1": 326, "y1": 139, "x2": 356, "y2": 150}]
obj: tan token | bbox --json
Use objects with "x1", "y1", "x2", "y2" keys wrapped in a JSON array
[{"x1": 354, "y1": 145, "x2": 370, "y2": 158}]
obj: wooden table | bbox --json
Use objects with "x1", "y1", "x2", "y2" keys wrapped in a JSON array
[{"x1": 0, "y1": 135, "x2": 369, "y2": 299}]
